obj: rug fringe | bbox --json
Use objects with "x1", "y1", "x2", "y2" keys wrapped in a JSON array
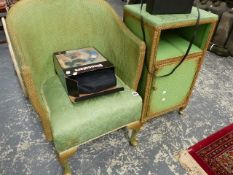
[{"x1": 178, "y1": 150, "x2": 207, "y2": 175}]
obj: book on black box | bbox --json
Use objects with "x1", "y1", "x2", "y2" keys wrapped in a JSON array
[{"x1": 53, "y1": 47, "x2": 124, "y2": 103}]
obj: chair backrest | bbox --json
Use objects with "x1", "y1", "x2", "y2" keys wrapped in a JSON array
[{"x1": 6, "y1": 0, "x2": 126, "y2": 91}]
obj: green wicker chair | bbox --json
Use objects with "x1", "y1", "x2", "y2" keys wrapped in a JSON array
[{"x1": 5, "y1": 0, "x2": 145, "y2": 174}]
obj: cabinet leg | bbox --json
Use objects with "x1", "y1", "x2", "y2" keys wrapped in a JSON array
[
  {"x1": 128, "y1": 129, "x2": 139, "y2": 146},
  {"x1": 127, "y1": 121, "x2": 142, "y2": 146},
  {"x1": 178, "y1": 106, "x2": 186, "y2": 115}
]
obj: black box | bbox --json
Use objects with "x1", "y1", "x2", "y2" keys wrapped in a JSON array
[
  {"x1": 54, "y1": 48, "x2": 124, "y2": 103},
  {"x1": 146, "y1": 0, "x2": 195, "y2": 15}
]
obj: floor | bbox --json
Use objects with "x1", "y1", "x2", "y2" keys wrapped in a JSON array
[{"x1": 0, "y1": 1, "x2": 233, "y2": 175}]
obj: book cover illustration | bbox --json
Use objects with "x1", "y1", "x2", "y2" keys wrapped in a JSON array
[{"x1": 56, "y1": 47, "x2": 107, "y2": 70}]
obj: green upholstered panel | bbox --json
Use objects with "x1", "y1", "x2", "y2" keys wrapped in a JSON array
[
  {"x1": 149, "y1": 58, "x2": 199, "y2": 114},
  {"x1": 156, "y1": 31, "x2": 202, "y2": 61},
  {"x1": 124, "y1": 5, "x2": 218, "y2": 27},
  {"x1": 123, "y1": 13, "x2": 153, "y2": 44},
  {"x1": 138, "y1": 65, "x2": 148, "y2": 99},
  {"x1": 123, "y1": 12, "x2": 154, "y2": 64},
  {"x1": 42, "y1": 76, "x2": 142, "y2": 152},
  {"x1": 123, "y1": 13, "x2": 152, "y2": 99},
  {"x1": 6, "y1": 0, "x2": 144, "y2": 98}
]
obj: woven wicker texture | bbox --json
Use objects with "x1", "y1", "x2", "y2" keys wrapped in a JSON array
[{"x1": 6, "y1": 0, "x2": 145, "y2": 152}]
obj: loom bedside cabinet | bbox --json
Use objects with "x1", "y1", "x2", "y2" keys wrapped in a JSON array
[{"x1": 123, "y1": 4, "x2": 218, "y2": 122}]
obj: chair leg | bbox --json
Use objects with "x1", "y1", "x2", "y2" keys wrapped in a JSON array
[
  {"x1": 58, "y1": 147, "x2": 78, "y2": 175},
  {"x1": 59, "y1": 159, "x2": 71, "y2": 175},
  {"x1": 127, "y1": 121, "x2": 142, "y2": 146},
  {"x1": 128, "y1": 129, "x2": 140, "y2": 146}
]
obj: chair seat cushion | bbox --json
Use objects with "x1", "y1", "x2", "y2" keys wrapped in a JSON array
[{"x1": 42, "y1": 76, "x2": 142, "y2": 152}]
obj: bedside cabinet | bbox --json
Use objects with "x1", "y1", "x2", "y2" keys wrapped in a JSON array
[{"x1": 123, "y1": 4, "x2": 218, "y2": 121}]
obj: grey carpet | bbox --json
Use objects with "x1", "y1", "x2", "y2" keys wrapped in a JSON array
[{"x1": 0, "y1": 1, "x2": 232, "y2": 175}]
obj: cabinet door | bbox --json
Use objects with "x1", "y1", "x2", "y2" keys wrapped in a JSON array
[{"x1": 148, "y1": 57, "x2": 200, "y2": 116}]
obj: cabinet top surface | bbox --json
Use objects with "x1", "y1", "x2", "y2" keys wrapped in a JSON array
[{"x1": 124, "y1": 5, "x2": 218, "y2": 27}]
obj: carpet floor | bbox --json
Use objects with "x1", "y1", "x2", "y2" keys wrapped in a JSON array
[
  {"x1": 0, "y1": 1, "x2": 233, "y2": 175},
  {"x1": 179, "y1": 123, "x2": 233, "y2": 175}
]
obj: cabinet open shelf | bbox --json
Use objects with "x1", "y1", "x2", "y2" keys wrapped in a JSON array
[
  {"x1": 156, "y1": 31, "x2": 202, "y2": 61},
  {"x1": 156, "y1": 22, "x2": 212, "y2": 62}
]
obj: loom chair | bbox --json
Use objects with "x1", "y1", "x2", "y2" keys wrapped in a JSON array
[{"x1": 5, "y1": 0, "x2": 146, "y2": 174}]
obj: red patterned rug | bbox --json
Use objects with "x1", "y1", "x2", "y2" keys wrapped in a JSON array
[{"x1": 178, "y1": 123, "x2": 233, "y2": 175}]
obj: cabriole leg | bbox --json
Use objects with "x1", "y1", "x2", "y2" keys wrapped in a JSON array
[
  {"x1": 178, "y1": 106, "x2": 186, "y2": 115},
  {"x1": 58, "y1": 147, "x2": 78, "y2": 175},
  {"x1": 127, "y1": 121, "x2": 142, "y2": 146}
]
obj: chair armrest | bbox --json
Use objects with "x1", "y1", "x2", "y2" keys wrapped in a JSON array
[
  {"x1": 21, "y1": 65, "x2": 53, "y2": 140},
  {"x1": 117, "y1": 23, "x2": 146, "y2": 91},
  {"x1": 1, "y1": 17, "x2": 27, "y2": 95},
  {"x1": 104, "y1": 3, "x2": 146, "y2": 91}
]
